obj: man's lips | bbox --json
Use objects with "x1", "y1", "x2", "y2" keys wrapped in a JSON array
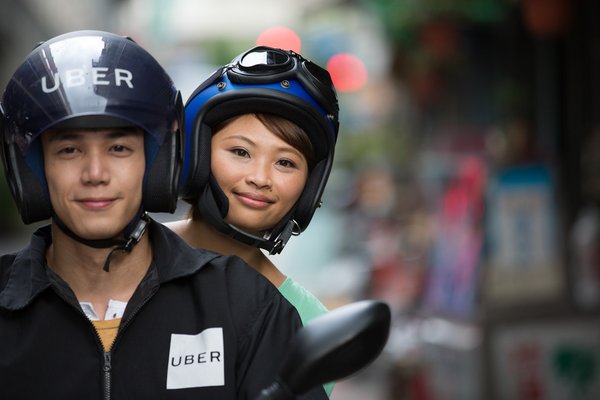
[
  {"x1": 234, "y1": 192, "x2": 274, "y2": 208},
  {"x1": 77, "y1": 198, "x2": 116, "y2": 210}
]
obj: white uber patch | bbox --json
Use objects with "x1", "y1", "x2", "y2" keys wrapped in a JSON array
[{"x1": 167, "y1": 328, "x2": 225, "y2": 389}]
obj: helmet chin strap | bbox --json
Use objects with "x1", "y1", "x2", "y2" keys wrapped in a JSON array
[
  {"x1": 198, "y1": 177, "x2": 300, "y2": 254},
  {"x1": 221, "y1": 219, "x2": 298, "y2": 255},
  {"x1": 51, "y1": 210, "x2": 151, "y2": 272}
]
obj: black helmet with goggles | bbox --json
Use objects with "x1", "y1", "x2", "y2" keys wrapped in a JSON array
[{"x1": 180, "y1": 45, "x2": 340, "y2": 254}]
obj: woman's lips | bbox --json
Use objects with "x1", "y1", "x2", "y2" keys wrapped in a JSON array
[{"x1": 234, "y1": 192, "x2": 273, "y2": 209}]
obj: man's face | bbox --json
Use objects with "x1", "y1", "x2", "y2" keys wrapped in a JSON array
[{"x1": 41, "y1": 127, "x2": 145, "y2": 240}]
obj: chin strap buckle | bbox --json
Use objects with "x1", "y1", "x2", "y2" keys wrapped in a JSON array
[
  {"x1": 123, "y1": 212, "x2": 150, "y2": 251},
  {"x1": 269, "y1": 219, "x2": 301, "y2": 255},
  {"x1": 103, "y1": 213, "x2": 150, "y2": 272}
]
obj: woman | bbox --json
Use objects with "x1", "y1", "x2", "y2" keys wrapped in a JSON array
[
  {"x1": 168, "y1": 47, "x2": 339, "y2": 387},
  {"x1": 168, "y1": 47, "x2": 339, "y2": 394},
  {"x1": 170, "y1": 44, "x2": 339, "y2": 315},
  {"x1": 172, "y1": 111, "x2": 313, "y2": 279}
]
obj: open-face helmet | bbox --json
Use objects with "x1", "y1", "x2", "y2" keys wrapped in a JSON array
[
  {"x1": 181, "y1": 45, "x2": 339, "y2": 254},
  {"x1": 1, "y1": 30, "x2": 183, "y2": 225}
]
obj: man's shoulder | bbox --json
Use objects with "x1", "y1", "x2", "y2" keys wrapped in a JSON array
[
  {"x1": 149, "y1": 220, "x2": 219, "y2": 258},
  {"x1": 149, "y1": 221, "x2": 269, "y2": 284},
  {"x1": 196, "y1": 253, "x2": 279, "y2": 299},
  {"x1": 217, "y1": 254, "x2": 277, "y2": 286},
  {"x1": 0, "y1": 228, "x2": 47, "y2": 278},
  {"x1": 149, "y1": 220, "x2": 290, "y2": 310},
  {"x1": 0, "y1": 241, "x2": 48, "y2": 308},
  {"x1": 0, "y1": 252, "x2": 18, "y2": 282}
]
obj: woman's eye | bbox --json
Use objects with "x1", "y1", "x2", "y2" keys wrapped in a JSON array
[
  {"x1": 231, "y1": 148, "x2": 249, "y2": 157},
  {"x1": 278, "y1": 159, "x2": 297, "y2": 169}
]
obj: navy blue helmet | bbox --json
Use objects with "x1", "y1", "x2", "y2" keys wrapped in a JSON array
[{"x1": 1, "y1": 30, "x2": 183, "y2": 224}]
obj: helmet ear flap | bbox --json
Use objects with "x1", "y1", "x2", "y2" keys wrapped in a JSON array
[
  {"x1": 292, "y1": 159, "x2": 329, "y2": 231},
  {"x1": 1, "y1": 137, "x2": 52, "y2": 224},
  {"x1": 2, "y1": 104, "x2": 51, "y2": 223},
  {"x1": 142, "y1": 132, "x2": 177, "y2": 213},
  {"x1": 143, "y1": 91, "x2": 184, "y2": 213},
  {"x1": 180, "y1": 120, "x2": 212, "y2": 200}
]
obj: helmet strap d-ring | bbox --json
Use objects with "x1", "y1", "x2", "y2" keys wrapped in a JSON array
[{"x1": 269, "y1": 219, "x2": 301, "y2": 255}]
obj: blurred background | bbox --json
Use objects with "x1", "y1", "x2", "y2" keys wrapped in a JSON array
[{"x1": 1, "y1": 0, "x2": 600, "y2": 399}]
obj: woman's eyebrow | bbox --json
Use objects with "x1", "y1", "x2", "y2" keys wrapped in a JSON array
[
  {"x1": 221, "y1": 134, "x2": 254, "y2": 145},
  {"x1": 222, "y1": 134, "x2": 303, "y2": 156}
]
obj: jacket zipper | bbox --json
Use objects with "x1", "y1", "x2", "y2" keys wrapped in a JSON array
[
  {"x1": 47, "y1": 283, "x2": 114, "y2": 399},
  {"x1": 54, "y1": 299, "x2": 115, "y2": 400},
  {"x1": 83, "y1": 307, "x2": 115, "y2": 400},
  {"x1": 103, "y1": 352, "x2": 112, "y2": 400},
  {"x1": 49, "y1": 268, "x2": 159, "y2": 399},
  {"x1": 101, "y1": 284, "x2": 159, "y2": 398},
  {"x1": 91, "y1": 288, "x2": 156, "y2": 400}
]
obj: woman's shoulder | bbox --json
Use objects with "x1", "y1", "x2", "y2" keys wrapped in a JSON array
[
  {"x1": 163, "y1": 218, "x2": 189, "y2": 236},
  {"x1": 278, "y1": 277, "x2": 328, "y2": 325}
]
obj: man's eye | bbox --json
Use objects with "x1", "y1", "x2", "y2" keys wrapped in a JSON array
[{"x1": 59, "y1": 147, "x2": 77, "y2": 154}]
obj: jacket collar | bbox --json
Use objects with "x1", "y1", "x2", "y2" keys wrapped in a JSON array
[
  {"x1": 0, "y1": 225, "x2": 53, "y2": 310},
  {"x1": 0, "y1": 220, "x2": 220, "y2": 311},
  {"x1": 149, "y1": 219, "x2": 220, "y2": 282}
]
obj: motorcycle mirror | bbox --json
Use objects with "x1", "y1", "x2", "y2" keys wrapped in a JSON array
[{"x1": 259, "y1": 300, "x2": 391, "y2": 399}]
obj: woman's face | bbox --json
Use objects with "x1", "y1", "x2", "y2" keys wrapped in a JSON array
[{"x1": 211, "y1": 114, "x2": 309, "y2": 235}]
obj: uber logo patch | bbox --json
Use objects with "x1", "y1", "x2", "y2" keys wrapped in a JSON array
[{"x1": 167, "y1": 328, "x2": 224, "y2": 389}]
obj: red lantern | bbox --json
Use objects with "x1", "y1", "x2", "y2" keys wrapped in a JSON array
[
  {"x1": 256, "y1": 27, "x2": 302, "y2": 53},
  {"x1": 326, "y1": 53, "x2": 368, "y2": 93}
]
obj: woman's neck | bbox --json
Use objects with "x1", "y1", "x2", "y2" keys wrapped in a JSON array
[{"x1": 167, "y1": 217, "x2": 286, "y2": 287}]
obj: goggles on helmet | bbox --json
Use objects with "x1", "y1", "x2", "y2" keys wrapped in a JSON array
[
  {"x1": 226, "y1": 46, "x2": 339, "y2": 133},
  {"x1": 182, "y1": 46, "x2": 339, "y2": 189}
]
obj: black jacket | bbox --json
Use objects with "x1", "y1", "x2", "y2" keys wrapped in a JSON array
[{"x1": 0, "y1": 221, "x2": 326, "y2": 400}]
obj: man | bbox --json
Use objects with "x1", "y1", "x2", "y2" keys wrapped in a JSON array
[{"x1": 0, "y1": 30, "x2": 326, "y2": 400}]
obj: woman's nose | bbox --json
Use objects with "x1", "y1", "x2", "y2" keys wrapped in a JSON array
[{"x1": 245, "y1": 161, "x2": 272, "y2": 189}]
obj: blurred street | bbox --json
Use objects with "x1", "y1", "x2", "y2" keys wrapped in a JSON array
[{"x1": 2, "y1": 1, "x2": 600, "y2": 399}]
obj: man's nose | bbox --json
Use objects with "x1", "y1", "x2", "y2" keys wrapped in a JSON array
[{"x1": 81, "y1": 152, "x2": 110, "y2": 185}]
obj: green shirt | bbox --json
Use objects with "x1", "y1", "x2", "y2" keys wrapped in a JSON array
[{"x1": 278, "y1": 277, "x2": 334, "y2": 397}]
